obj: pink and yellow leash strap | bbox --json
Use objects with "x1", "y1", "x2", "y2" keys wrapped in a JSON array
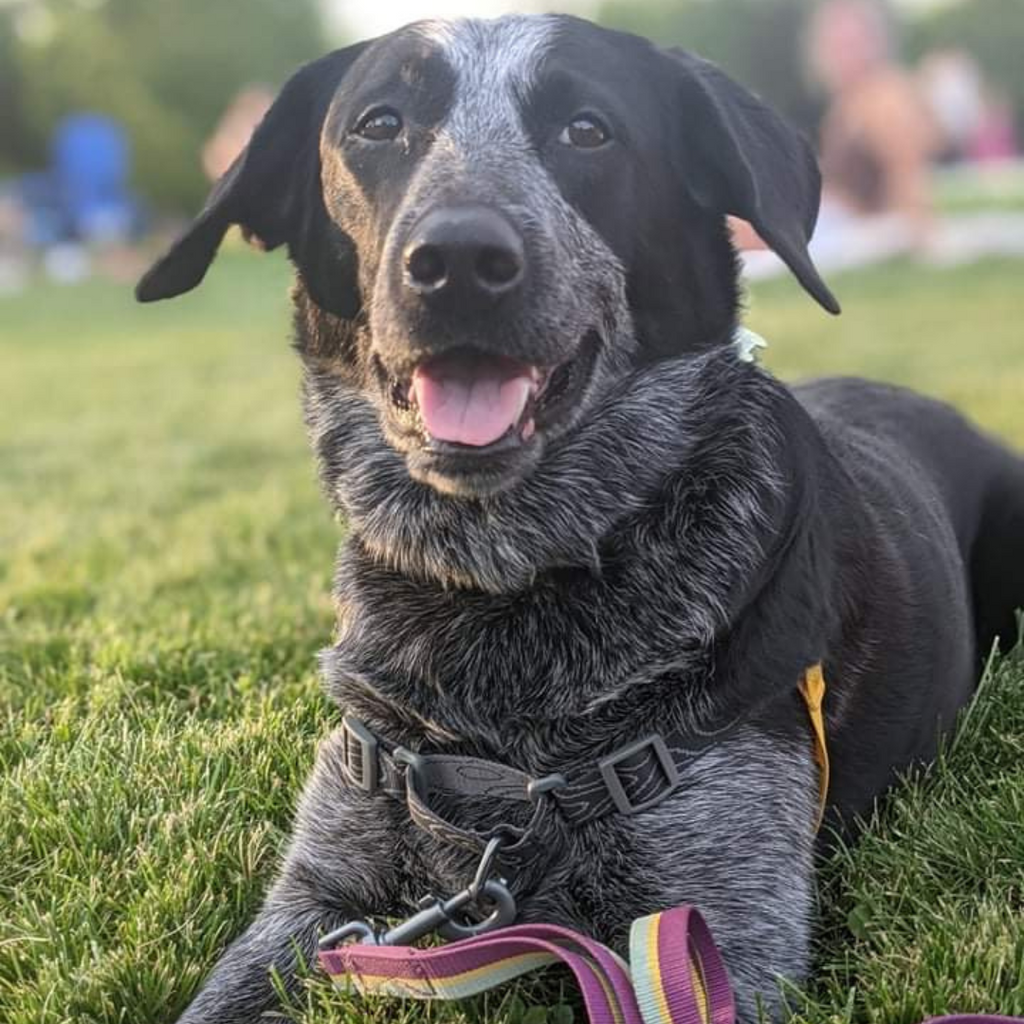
[
  {"x1": 320, "y1": 904, "x2": 1024, "y2": 1024},
  {"x1": 321, "y1": 666, "x2": 1014, "y2": 1024},
  {"x1": 320, "y1": 904, "x2": 733, "y2": 1024}
]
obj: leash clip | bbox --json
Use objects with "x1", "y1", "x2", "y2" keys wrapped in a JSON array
[{"x1": 318, "y1": 837, "x2": 516, "y2": 951}]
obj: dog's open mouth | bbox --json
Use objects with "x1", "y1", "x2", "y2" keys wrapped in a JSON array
[
  {"x1": 411, "y1": 351, "x2": 541, "y2": 447},
  {"x1": 381, "y1": 332, "x2": 601, "y2": 455}
]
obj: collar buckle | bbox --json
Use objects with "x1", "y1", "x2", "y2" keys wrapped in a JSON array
[
  {"x1": 598, "y1": 733, "x2": 680, "y2": 815},
  {"x1": 341, "y1": 716, "x2": 379, "y2": 794}
]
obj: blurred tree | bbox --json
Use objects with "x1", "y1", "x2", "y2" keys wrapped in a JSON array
[
  {"x1": 598, "y1": 0, "x2": 824, "y2": 135},
  {"x1": 905, "y1": 0, "x2": 1024, "y2": 143},
  {"x1": 0, "y1": 11, "x2": 39, "y2": 175},
  {"x1": 3, "y1": 0, "x2": 326, "y2": 211}
]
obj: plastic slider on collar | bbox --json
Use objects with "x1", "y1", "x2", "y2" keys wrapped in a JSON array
[
  {"x1": 598, "y1": 733, "x2": 680, "y2": 815},
  {"x1": 341, "y1": 716, "x2": 379, "y2": 794}
]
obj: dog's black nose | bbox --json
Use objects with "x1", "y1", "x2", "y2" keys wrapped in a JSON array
[{"x1": 403, "y1": 206, "x2": 525, "y2": 303}]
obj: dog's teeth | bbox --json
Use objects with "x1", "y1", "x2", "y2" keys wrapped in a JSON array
[
  {"x1": 511, "y1": 379, "x2": 532, "y2": 426},
  {"x1": 521, "y1": 418, "x2": 536, "y2": 441}
]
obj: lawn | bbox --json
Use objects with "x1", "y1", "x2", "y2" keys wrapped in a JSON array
[{"x1": 1, "y1": 251, "x2": 1023, "y2": 1024}]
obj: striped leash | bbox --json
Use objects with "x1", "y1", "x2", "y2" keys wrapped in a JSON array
[
  {"x1": 319, "y1": 903, "x2": 1022, "y2": 1024},
  {"x1": 320, "y1": 667, "x2": 1015, "y2": 1024},
  {"x1": 320, "y1": 903, "x2": 730, "y2": 1024}
]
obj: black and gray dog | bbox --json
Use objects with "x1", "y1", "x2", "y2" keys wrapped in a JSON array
[{"x1": 137, "y1": 14, "x2": 1024, "y2": 1023}]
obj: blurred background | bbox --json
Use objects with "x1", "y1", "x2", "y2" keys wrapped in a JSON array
[{"x1": 0, "y1": 0, "x2": 1023, "y2": 289}]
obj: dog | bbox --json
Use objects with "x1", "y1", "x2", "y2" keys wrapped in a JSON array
[{"x1": 136, "y1": 14, "x2": 1024, "y2": 1022}]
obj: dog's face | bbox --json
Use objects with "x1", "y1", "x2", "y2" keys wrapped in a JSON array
[
  {"x1": 324, "y1": 18, "x2": 638, "y2": 494},
  {"x1": 138, "y1": 15, "x2": 836, "y2": 498}
]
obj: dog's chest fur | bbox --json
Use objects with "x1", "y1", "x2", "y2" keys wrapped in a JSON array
[
  {"x1": 313, "y1": 349, "x2": 791, "y2": 759},
  {"x1": 292, "y1": 318, "x2": 853, "y2": 1022},
  {"x1": 304, "y1": 350, "x2": 823, "y2": 1003}
]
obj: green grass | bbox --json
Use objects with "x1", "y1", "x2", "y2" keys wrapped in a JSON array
[
  {"x1": 1, "y1": 250, "x2": 1023, "y2": 1024},
  {"x1": 933, "y1": 163, "x2": 1024, "y2": 216}
]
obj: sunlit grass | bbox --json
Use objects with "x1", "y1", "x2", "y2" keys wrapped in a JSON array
[{"x1": 2, "y1": 252, "x2": 1022, "y2": 1023}]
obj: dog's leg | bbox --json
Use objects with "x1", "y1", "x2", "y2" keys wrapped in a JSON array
[
  {"x1": 174, "y1": 730, "x2": 401, "y2": 1024},
  {"x1": 172, "y1": 893, "x2": 324, "y2": 1024},
  {"x1": 616, "y1": 733, "x2": 819, "y2": 1024}
]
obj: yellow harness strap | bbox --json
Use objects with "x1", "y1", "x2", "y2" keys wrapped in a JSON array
[{"x1": 797, "y1": 663, "x2": 830, "y2": 832}]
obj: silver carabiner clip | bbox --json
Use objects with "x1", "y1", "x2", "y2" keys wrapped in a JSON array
[
  {"x1": 317, "y1": 836, "x2": 518, "y2": 951},
  {"x1": 317, "y1": 918, "x2": 380, "y2": 949},
  {"x1": 436, "y1": 876, "x2": 517, "y2": 941}
]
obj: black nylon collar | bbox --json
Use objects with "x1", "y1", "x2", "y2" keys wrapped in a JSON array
[{"x1": 339, "y1": 709, "x2": 744, "y2": 851}]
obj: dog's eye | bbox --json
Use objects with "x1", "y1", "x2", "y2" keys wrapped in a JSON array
[
  {"x1": 355, "y1": 107, "x2": 403, "y2": 142},
  {"x1": 559, "y1": 114, "x2": 611, "y2": 149}
]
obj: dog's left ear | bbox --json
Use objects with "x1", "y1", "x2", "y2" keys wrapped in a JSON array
[
  {"x1": 136, "y1": 42, "x2": 370, "y2": 317},
  {"x1": 665, "y1": 49, "x2": 840, "y2": 314}
]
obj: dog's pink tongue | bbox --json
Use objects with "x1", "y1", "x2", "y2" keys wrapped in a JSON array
[{"x1": 412, "y1": 354, "x2": 533, "y2": 447}]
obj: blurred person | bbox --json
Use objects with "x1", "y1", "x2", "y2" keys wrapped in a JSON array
[
  {"x1": 202, "y1": 86, "x2": 274, "y2": 181},
  {"x1": 2, "y1": 113, "x2": 144, "y2": 286},
  {"x1": 969, "y1": 91, "x2": 1017, "y2": 163},
  {"x1": 52, "y1": 114, "x2": 139, "y2": 246},
  {"x1": 807, "y1": 0, "x2": 940, "y2": 251},
  {"x1": 51, "y1": 114, "x2": 145, "y2": 282},
  {"x1": 918, "y1": 50, "x2": 1017, "y2": 164},
  {"x1": 917, "y1": 50, "x2": 986, "y2": 162},
  {"x1": 739, "y1": 0, "x2": 940, "y2": 277}
]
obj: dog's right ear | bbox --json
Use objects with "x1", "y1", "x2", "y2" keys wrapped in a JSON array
[{"x1": 136, "y1": 42, "x2": 370, "y2": 316}]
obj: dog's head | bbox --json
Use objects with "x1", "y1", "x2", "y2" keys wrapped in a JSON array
[{"x1": 138, "y1": 15, "x2": 836, "y2": 499}]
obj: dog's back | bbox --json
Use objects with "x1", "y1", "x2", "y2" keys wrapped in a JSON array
[{"x1": 799, "y1": 377, "x2": 1024, "y2": 661}]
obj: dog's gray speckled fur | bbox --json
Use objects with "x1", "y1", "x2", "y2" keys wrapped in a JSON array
[
  {"x1": 175, "y1": 350, "x2": 822, "y2": 1024},
  {"x1": 136, "y1": 14, "x2": 1024, "y2": 1024}
]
